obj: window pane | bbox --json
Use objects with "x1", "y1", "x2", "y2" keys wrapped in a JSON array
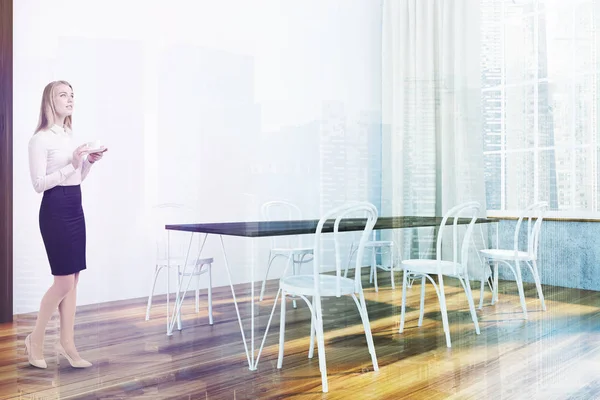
[
  {"x1": 545, "y1": 1, "x2": 596, "y2": 145},
  {"x1": 548, "y1": 79, "x2": 573, "y2": 149},
  {"x1": 504, "y1": 85, "x2": 535, "y2": 150},
  {"x1": 481, "y1": 0, "x2": 600, "y2": 215},
  {"x1": 482, "y1": 90, "x2": 502, "y2": 151},
  {"x1": 537, "y1": 2, "x2": 548, "y2": 80},
  {"x1": 538, "y1": 81, "x2": 554, "y2": 148},
  {"x1": 573, "y1": 2, "x2": 596, "y2": 74},
  {"x1": 554, "y1": 147, "x2": 574, "y2": 210},
  {"x1": 545, "y1": 0, "x2": 597, "y2": 75},
  {"x1": 538, "y1": 149, "x2": 558, "y2": 209},
  {"x1": 574, "y1": 146, "x2": 596, "y2": 211},
  {"x1": 573, "y1": 74, "x2": 596, "y2": 146},
  {"x1": 505, "y1": 150, "x2": 535, "y2": 210},
  {"x1": 484, "y1": 152, "x2": 502, "y2": 210},
  {"x1": 481, "y1": 0, "x2": 503, "y2": 89},
  {"x1": 554, "y1": 146, "x2": 596, "y2": 211},
  {"x1": 544, "y1": 1, "x2": 573, "y2": 79},
  {"x1": 504, "y1": 16, "x2": 536, "y2": 84},
  {"x1": 597, "y1": 147, "x2": 600, "y2": 212}
]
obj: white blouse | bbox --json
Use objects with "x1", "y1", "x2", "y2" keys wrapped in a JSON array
[{"x1": 28, "y1": 124, "x2": 93, "y2": 193}]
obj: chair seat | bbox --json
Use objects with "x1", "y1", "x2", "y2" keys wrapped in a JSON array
[
  {"x1": 480, "y1": 249, "x2": 534, "y2": 261},
  {"x1": 272, "y1": 247, "x2": 314, "y2": 255},
  {"x1": 365, "y1": 240, "x2": 394, "y2": 247},
  {"x1": 401, "y1": 259, "x2": 463, "y2": 276},
  {"x1": 280, "y1": 274, "x2": 355, "y2": 297},
  {"x1": 157, "y1": 257, "x2": 214, "y2": 267}
]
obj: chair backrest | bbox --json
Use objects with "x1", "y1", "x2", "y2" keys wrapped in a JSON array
[
  {"x1": 435, "y1": 201, "x2": 481, "y2": 277},
  {"x1": 513, "y1": 201, "x2": 548, "y2": 260},
  {"x1": 261, "y1": 200, "x2": 303, "y2": 249},
  {"x1": 312, "y1": 201, "x2": 378, "y2": 297}
]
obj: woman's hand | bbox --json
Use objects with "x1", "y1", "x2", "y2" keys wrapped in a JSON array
[
  {"x1": 72, "y1": 144, "x2": 90, "y2": 169},
  {"x1": 88, "y1": 148, "x2": 107, "y2": 164}
]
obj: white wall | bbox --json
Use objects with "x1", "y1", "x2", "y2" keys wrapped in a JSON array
[{"x1": 13, "y1": 0, "x2": 383, "y2": 314}]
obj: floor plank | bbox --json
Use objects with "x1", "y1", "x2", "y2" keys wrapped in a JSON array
[{"x1": 1, "y1": 274, "x2": 599, "y2": 399}]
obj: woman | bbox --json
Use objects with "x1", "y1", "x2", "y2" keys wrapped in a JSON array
[{"x1": 26, "y1": 80, "x2": 107, "y2": 369}]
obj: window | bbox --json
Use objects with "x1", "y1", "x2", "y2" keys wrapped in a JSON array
[{"x1": 481, "y1": 0, "x2": 600, "y2": 217}]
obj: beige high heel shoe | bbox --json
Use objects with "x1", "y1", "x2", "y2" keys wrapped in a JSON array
[
  {"x1": 55, "y1": 342, "x2": 92, "y2": 368},
  {"x1": 25, "y1": 334, "x2": 47, "y2": 369}
]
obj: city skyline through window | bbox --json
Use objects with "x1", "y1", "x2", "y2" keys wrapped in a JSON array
[{"x1": 481, "y1": 0, "x2": 599, "y2": 217}]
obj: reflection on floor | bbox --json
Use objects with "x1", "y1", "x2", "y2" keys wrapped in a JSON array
[{"x1": 2, "y1": 274, "x2": 599, "y2": 399}]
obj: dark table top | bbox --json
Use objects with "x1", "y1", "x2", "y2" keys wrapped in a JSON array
[{"x1": 165, "y1": 216, "x2": 498, "y2": 238}]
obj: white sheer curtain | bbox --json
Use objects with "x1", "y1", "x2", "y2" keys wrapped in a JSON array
[{"x1": 381, "y1": 0, "x2": 490, "y2": 280}]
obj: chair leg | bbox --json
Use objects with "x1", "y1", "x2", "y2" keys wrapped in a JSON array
[
  {"x1": 290, "y1": 256, "x2": 298, "y2": 309},
  {"x1": 418, "y1": 276, "x2": 426, "y2": 327},
  {"x1": 313, "y1": 296, "x2": 328, "y2": 393},
  {"x1": 399, "y1": 270, "x2": 408, "y2": 333},
  {"x1": 277, "y1": 290, "x2": 287, "y2": 369},
  {"x1": 259, "y1": 251, "x2": 275, "y2": 302},
  {"x1": 208, "y1": 263, "x2": 213, "y2": 325},
  {"x1": 145, "y1": 265, "x2": 162, "y2": 321},
  {"x1": 390, "y1": 245, "x2": 395, "y2": 290},
  {"x1": 479, "y1": 260, "x2": 487, "y2": 310},
  {"x1": 492, "y1": 262, "x2": 499, "y2": 305},
  {"x1": 514, "y1": 261, "x2": 528, "y2": 319},
  {"x1": 369, "y1": 254, "x2": 374, "y2": 284},
  {"x1": 372, "y1": 249, "x2": 378, "y2": 292},
  {"x1": 308, "y1": 296, "x2": 315, "y2": 359},
  {"x1": 352, "y1": 292, "x2": 379, "y2": 371},
  {"x1": 462, "y1": 277, "x2": 481, "y2": 335},
  {"x1": 530, "y1": 260, "x2": 546, "y2": 311},
  {"x1": 195, "y1": 266, "x2": 200, "y2": 314},
  {"x1": 407, "y1": 259, "x2": 414, "y2": 288},
  {"x1": 437, "y1": 274, "x2": 452, "y2": 348}
]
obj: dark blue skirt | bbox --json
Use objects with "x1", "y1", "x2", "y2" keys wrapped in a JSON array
[{"x1": 39, "y1": 185, "x2": 87, "y2": 276}]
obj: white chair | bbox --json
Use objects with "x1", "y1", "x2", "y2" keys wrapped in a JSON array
[
  {"x1": 344, "y1": 231, "x2": 397, "y2": 292},
  {"x1": 264, "y1": 201, "x2": 379, "y2": 393},
  {"x1": 399, "y1": 202, "x2": 481, "y2": 348},
  {"x1": 259, "y1": 201, "x2": 314, "y2": 308},
  {"x1": 145, "y1": 203, "x2": 215, "y2": 327},
  {"x1": 479, "y1": 201, "x2": 548, "y2": 319}
]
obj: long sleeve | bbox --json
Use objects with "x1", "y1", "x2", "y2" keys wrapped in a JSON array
[
  {"x1": 81, "y1": 158, "x2": 93, "y2": 181},
  {"x1": 28, "y1": 135, "x2": 76, "y2": 193}
]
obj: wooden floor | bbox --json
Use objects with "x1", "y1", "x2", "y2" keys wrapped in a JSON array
[{"x1": 1, "y1": 274, "x2": 599, "y2": 400}]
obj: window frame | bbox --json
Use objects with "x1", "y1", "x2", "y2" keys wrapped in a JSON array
[{"x1": 482, "y1": 0, "x2": 600, "y2": 219}]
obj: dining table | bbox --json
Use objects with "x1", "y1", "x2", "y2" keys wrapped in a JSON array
[{"x1": 164, "y1": 215, "x2": 498, "y2": 371}]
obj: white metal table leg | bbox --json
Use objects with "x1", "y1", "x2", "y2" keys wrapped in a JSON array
[
  {"x1": 218, "y1": 235, "x2": 253, "y2": 369},
  {"x1": 176, "y1": 265, "x2": 182, "y2": 331},
  {"x1": 165, "y1": 231, "x2": 292, "y2": 371},
  {"x1": 218, "y1": 235, "x2": 286, "y2": 371},
  {"x1": 167, "y1": 232, "x2": 207, "y2": 336},
  {"x1": 166, "y1": 231, "x2": 170, "y2": 334}
]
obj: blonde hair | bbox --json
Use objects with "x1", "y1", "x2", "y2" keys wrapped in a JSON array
[{"x1": 34, "y1": 80, "x2": 73, "y2": 134}]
